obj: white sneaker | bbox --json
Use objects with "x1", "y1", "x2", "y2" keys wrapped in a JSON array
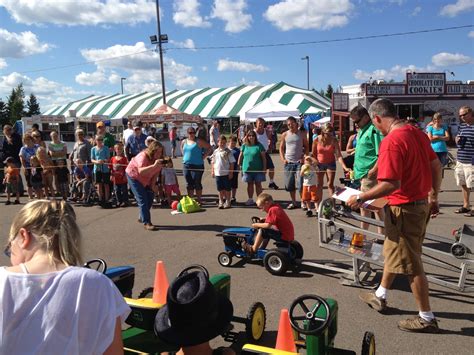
[
  {"x1": 224, "y1": 201, "x2": 231, "y2": 209},
  {"x1": 245, "y1": 199, "x2": 254, "y2": 206}
]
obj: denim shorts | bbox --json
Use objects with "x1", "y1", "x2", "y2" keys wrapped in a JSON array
[
  {"x1": 265, "y1": 153, "x2": 275, "y2": 169},
  {"x1": 215, "y1": 175, "x2": 231, "y2": 191},
  {"x1": 284, "y1": 162, "x2": 302, "y2": 192},
  {"x1": 242, "y1": 172, "x2": 266, "y2": 183},
  {"x1": 183, "y1": 163, "x2": 204, "y2": 190},
  {"x1": 230, "y1": 172, "x2": 239, "y2": 189},
  {"x1": 318, "y1": 162, "x2": 337, "y2": 171}
]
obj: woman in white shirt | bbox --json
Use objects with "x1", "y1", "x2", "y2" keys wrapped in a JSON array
[{"x1": 0, "y1": 200, "x2": 130, "y2": 354}]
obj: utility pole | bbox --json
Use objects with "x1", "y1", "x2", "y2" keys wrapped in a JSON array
[
  {"x1": 155, "y1": 0, "x2": 167, "y2": 104},
  {"x1": 301, "y1": 56, "x2": 310, "y2": 90},
  {"x1": 120, "y1": 77, "x2": 126, "y2": 94}
]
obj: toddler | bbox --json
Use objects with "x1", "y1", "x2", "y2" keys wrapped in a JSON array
[
  {"x1": 3, "y1": 157, "x2": 20, "y2": 205},
  {"x1": 110, "y1": 143, "x2": 129, "y2": 207},
  {"x1": 161, "y1": 159, "x2": 181, "y2": 206},
  {"x1": 36, "y1": 147, "x2": 55, "y2": 198},
  {"x1": 30, "y1": 156, "x2": 44, "y2": 199},
  {"x1": 300, "y1": 155, "x2": 319, "y2": 217},
  {"x1": 228, "y1": 135, "x2": 240, "y2": 204}
]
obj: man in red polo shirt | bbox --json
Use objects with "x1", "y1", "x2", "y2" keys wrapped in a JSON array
[{"x1": 348, "y1": 98, "x2": 441, "y2": 333}]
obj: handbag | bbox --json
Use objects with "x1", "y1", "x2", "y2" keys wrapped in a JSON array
[{"x1": 180, "y1": 195, "x2": 201, "y2": 213}]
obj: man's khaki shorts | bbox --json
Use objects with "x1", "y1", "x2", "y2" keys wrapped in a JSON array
[
  {"x1": 360, "y1": 175, "x2": 377, "y2": 192},
  {"x1": 383, "y1": 203, "x2": 430, "y2": 275},
  {"x1": 454, "y1": 162, "x2": 473, "y2": 188}
]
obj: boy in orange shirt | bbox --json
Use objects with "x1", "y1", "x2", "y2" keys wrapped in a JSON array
[{"x1": 3, "y1": 157, "x2": 20, "y2": 205}]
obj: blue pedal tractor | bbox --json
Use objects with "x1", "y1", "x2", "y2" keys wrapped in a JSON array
[{"x1": 217, "y1": 217, "x2": 304, "y2": 276}]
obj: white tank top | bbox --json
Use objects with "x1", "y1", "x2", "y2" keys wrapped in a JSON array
[{"x1": 255, "y1": 129, "x2": 269, "y2": 151}]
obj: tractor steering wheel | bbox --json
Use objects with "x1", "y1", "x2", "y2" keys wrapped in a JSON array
[
  {"x1": 289, "y1": 294, "x2": 331, "y2": 335},
  {"x1": 83, "y1": 258, "x2": 107, "y2": 274},
  {"x1": 251, "y1": 216, "x2": 262, "y2": 224},
  {"x1": 178, "y1": 264, "x2": 210, "y2": 279}
]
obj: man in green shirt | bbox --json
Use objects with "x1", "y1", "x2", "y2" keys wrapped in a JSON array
[
  {"x1": 96, "y1": 121, "x2": 115, "y2": 151},
  {"x1": 350, "y1": 106, "x2": 385, "y2": 234}
]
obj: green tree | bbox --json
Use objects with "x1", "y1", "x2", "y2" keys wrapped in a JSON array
[
  {"x1": 325, "y1": 84, "x2": 334, "y2": 100},
  {"x1": 318, "y1": 88, "x2": 325, "y2": 97},
  {"x1": 26, "y1": 93, "x2": 41, "y2": 116},
  {"x1": 6, "y1": 84, "x2": 26, "y2": 124},
  {"x1": 0, "y1": 100, "x2": 8, "y2": 126}
]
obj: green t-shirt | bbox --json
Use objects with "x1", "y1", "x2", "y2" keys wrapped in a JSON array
[
  {"x1": 354, "y1": 123, "x2": 384, "y2": 180},
  {"x1": 48, "y1": 141, "x2": 67, "y2": 160},
  {"x1": 103, "y1": 132, "x2": 116, "y2": 149},
  {"x1": 241, "y1": 143, "x2": 265, "y2": 173}
]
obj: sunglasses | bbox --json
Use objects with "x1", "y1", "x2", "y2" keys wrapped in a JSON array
[
  {"x1": 460, "y1": 112, "x2": 470, "y2": 118},
  {"x1": 248, "y1": 134, "x2": 256, "y2": 137},
  {"x1": 32, "y1": 135, "x2": 41, "y2": 138},
  {"x1": 188, "y1": 131, "x2": 196, "y2": 134},
  {"x1": 4, "y1": 242, "x2": 12, "y2": 258}
]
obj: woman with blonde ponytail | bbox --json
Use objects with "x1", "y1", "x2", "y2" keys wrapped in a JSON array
[{"x1": 0, "y1": 200, "x2": 130, "y2": 354}]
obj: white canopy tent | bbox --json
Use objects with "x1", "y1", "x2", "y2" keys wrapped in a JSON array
[{"x1": 241, "y1": 98, "x2": 300, "y2": 123}]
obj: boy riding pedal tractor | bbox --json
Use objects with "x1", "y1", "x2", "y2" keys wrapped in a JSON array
[{"x1": 243, "y1": 193, "x2": 295, "y2": 255}]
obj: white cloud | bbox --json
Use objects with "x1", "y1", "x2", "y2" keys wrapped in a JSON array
[
  {"x1": 411, "y1": 6, "x2": 421, "y2": 16},
  {"x1": 0, "y1": 0, "x2": 155, "y2": 26},
  {"x1": 80, "y1": 42, "x2": 198, "y2": 90},
  {"x1": 0, "y1": 58, "x2": 7, "y2": 69},
  {"x1": 440, "y1": 0, "x2": 474, "y2": 17},
  {"x1": 169, "y1": 38, "x2": 196, "y2": 51},
  {"x1": 239, "y1": 78, "x2": 261, "y2": 86},
  {"x1": 0, "y1": 28, "x2": 52, "y2": 58},
  {"x1": 217, "y1": 59, "x2": 269, "y2": 72},
  {"x1": 211, "y1": 0, "x2": 252, "y2": 33},
  {"x1": 353, "y1": 64, "x2": 434, "y2": 81},
  {"x1": 108, "y1": 73, "x2": 121, "y2": 85},
  {"x1": 431, "y1": 52, "x2": 472, "y2": 66},
  {"x1": 201, "y1": 66, "x2": 208, "y2": 72},
  {"x1": 264, "y1": 0, "x2": 353, "y2": 31},
  {"x1": 0, "y1": 71, "x2": 96, "y2": 111},
  {"x1": 173, "y1": 0, "x2": 211, "y2": 28},
  {"x1": 468, "y1": 31, "x2": 474, "y2": 38},
  {"x1": 75, "y1": 70, "x2": 107, "y2": 86}
]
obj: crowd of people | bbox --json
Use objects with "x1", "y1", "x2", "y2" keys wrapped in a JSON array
[{"x1": 0, "y1": 99, "x2": 472, "y2": 353}]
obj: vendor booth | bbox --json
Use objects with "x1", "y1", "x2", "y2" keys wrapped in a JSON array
[{"x1": 130, "y1": 104, "x2": 203, "y2": 157}]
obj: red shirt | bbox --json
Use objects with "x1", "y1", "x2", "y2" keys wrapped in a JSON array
[
  {"x1": 377, "y1": 125, "x2": 437, "y2": 205},
  {"x1": 265, "y1": 204, "x2": 295, "y2": 241},
  {"x1": 125, "y1": 151, "x2": 161, "y2": 187},
  {"x1": 110, "y1": 156, "x2": 128, "y2": 184}
]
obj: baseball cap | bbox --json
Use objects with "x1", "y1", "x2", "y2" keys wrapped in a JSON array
[{"x1": 96, "y1": 121, "x2": 105, "y2": 128}]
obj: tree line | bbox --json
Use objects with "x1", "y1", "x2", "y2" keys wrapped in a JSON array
[{"x1": 0, "y1": 84, "x2": 41, "y2": 127}]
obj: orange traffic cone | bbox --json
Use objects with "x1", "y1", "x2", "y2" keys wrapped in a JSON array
[
  {"x1": 152, "y1": 261, "x2": 169, "y2": 304},
  {"x1": 275, "y1": 309, "x2": 297, "y2": 353}
]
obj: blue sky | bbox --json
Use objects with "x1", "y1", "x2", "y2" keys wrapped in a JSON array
[{"x1": 0, "y1": 0, "x2": 473, "y2": 111}]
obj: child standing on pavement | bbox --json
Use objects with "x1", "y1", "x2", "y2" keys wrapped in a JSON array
[
  {"x1": 300, "y1": 155, "x2": 319, "y2": 217},
  {"x1": 36, "y1": 147, "x2": 55, "y2": 199},
  {"x1": 110, "y1": 143, "x2": 129, "y2": 207},
  {"x1": 29, "y1": 156, "x2": 44, "y2": 199},
  {"x1": 91, "y1": 135, "x2": 111, "y2": 205},
  {"x1": 3, "y1": 157, "x2": 20, "y2": 205},
  {"x1": 161, "y1": 159, "x2": 181, "y2": 206},
  {"x1": 228, "y1": 135, "x2": 240, "y2": 204},
  {"x1": 55, "y1": 159, "x2": 70, "y2": 201},
  {"x1": 211, "y1": 135, "x2": 235, "y2": 209}
]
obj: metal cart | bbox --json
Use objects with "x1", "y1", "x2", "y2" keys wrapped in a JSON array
[{"x1": 300, "y1": 198, "x2": 474, "y2": 292}]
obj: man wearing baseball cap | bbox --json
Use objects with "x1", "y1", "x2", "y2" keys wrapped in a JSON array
[
  {"x1": 125, "y1": 120, "x2": 147, "y2": 160},
  {"x1": 96, "y1": 121, "x2": 115, "y2": 150}
]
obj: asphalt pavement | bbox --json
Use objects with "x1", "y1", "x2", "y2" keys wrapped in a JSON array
[{"x1": 0, "y1": 154, "x2": 472, "y2": 354}]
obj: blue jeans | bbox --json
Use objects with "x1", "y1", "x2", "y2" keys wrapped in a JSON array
[
  {"x1": 183, "y1": 163, "x2": 204, "y2": 190},
  {"x1": 127, "y1": 175, "x2": 154, "y2": 224},
  {"x1": 284, "y1": 162, "x2": 303, "y2": 192},
  {"x1": 115, "y1": 183, "x2": 129, "y2": 203}
]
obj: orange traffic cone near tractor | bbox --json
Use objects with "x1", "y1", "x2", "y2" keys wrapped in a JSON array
[
  {"x1": 275, "y1": 309, "x2": 297, "y2": 353},
  {"x1": 152, "y1": 261, "x2": 169, "y2": 304}
]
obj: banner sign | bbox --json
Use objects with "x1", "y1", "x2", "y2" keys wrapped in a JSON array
[
  {"x1": 332, "y1": 93, "x2": 349, "y2": 111},
  {"x1": 366, "y1": 84, "x2": 405, "y2": 96},
  {"x1": 406, "y1": 73, "x2": 445, "y2": 95},
  {"x1": 446, "y1": 84, "x2": 474, "y2": 95}
]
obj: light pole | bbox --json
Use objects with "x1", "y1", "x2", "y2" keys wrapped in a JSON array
[
  {"x1": 301, "y1": 56, "x2": 309, "y2": 90},
  {"x1": 150, "y1": 0, "x2": 168, "y2": 104},
  {"x1": 120, "y1": 77, "x2": 126, "y2": 94}
]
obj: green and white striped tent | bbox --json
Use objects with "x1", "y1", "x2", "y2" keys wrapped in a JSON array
[{"x1": 43, "y1": 82, "x2": 331, "y2": 120}]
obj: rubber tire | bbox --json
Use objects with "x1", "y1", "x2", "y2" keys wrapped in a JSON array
[
  {"x1": 290, "y1": 241, "x2": 304, "y2": 259},
  {"x1": 245, "y1": 302, "x2": 266, "y2": 343},
  {"x1": 138, "y1": 287, "x2": 154, "y2": 299},
  {"x1": 263, "y1": 250, "x2": 289, "y2": 276},
  {"x1": 218, "y1": 252, "x2": 233, "y2": 267},
  {"x1": 361, "y1": 331, "x2": 376, "y2": 355}
]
